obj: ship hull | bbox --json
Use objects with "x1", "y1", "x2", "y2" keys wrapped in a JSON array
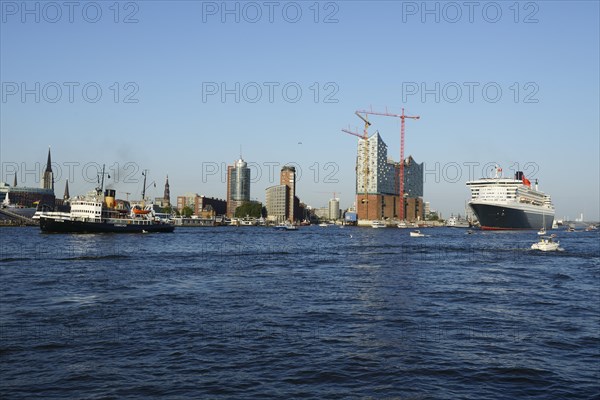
[
  {"x1": 469, "y1": 203, "x2": 553, "y2": 230},
  {"x1": 39, "y1": 217, "x2": 175, "y2": 233}
]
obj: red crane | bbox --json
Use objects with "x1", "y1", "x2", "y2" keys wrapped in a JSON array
[{"x1": 356, "y1": 107, "x2": 420, "y2": 221}]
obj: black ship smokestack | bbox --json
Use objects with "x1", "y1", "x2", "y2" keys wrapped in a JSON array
[{"x1": 515, "y1": 171, "x2": 524, "y2": 180}]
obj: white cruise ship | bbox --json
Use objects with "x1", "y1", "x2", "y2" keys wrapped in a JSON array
[{"x1": 466, "y1": 168, "x2": 554, "y2": 230}]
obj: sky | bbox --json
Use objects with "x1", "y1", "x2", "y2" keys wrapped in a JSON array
[{"x1": 1, "y1": 0, "x2": 599, "y2": 220}]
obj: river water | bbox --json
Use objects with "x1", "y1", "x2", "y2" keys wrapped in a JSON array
[{"x1": 1, "y1": 226, "x2": 598, "y2": 399}]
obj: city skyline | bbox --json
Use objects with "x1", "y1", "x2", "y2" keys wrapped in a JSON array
[{"x1": 1, "y1": 2, "x2": 598, "y2": 219}]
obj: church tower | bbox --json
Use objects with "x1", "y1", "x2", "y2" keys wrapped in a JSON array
[
  {"x1": 163, "y1": 175, "x2": 170, "y2": 206},
  {"x1": 42, "y1": 147, "x2": 54, "y2": 191}
]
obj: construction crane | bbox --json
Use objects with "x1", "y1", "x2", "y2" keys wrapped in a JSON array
[
  {"x1": 356, "y1": 107, "x2": 420, "y2": 221},
  {"x1": 342, "y1": 112, "x2": 372, "y2": 219}
]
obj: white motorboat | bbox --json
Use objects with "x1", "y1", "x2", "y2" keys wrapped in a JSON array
[
  {"x1": 397, "y1": 221, "x2": 408, "y2": 229},
  {"x1": 371, "y1": 221, "x2": 386, "y2": 228},
  {"x1": 274, "y1": 222, "x2": 297, "y2": 231},
  {"x1": 537, "y1": 228, "x2": 547, "y2": 236},
  {"x1": 410, "y1": 230, "x2": 426, "y2": 237},
  {"x1": 531, "y1": 235, "x2": 561, "y2": 251}
]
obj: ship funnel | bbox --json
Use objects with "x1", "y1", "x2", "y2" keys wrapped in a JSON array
[
  {"x1": 515, "y1": 171, "x2": 524, "y2": 180},
  {"x1": 104, "y1": 189, "x2": 116, "y2": 208}
]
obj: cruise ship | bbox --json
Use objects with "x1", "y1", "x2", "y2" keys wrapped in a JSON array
[{"x1": 466, "y1": 168, "x2": 554, "y2": 230}]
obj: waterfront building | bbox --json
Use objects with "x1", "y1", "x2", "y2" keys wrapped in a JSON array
[
  {"x1": 177, "y1": 194, "x2": 226, "y2": 216},
  {"x1": 313, "y1": 207, "x2": 329, "y2": 219},
  {"x1": 280, "y1": 166, "x2": 296, "y2": 221},
  {"x1": 328, "y1": 197, "x2": 340, "y2": 220},
  {"x1": 226, "y1": 157, "x2": 251, "y2": 217},
  {"x1": 0, "y1": 148, "x2": 56, "y2": 208},
  {"x1": 355, "y1": 133, "x2": 424, "y2": 222},
  {"x1": 265, "y1": 184, "x2": 289, "y2": 223},
  {"x1": 403, "y1": 156, "x2": 424, "y2": 198}
]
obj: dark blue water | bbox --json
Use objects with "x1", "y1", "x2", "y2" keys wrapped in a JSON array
[{"x1": 1, "y1": 226, "x2": 599, "y2": 399}]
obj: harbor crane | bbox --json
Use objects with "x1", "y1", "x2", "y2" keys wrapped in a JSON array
[
  {"x1": 356, "y1": 107, "x2": 420, "y2": 221},
  {"x1": 342, "y1": 112, "x2": 372, "y2": 218}
]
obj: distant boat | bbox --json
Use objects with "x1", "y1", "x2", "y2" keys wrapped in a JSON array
[
  {"x1": 446, "y1": 215, "x2": 469, "y2": 228},
  {"x1": 537, "y1": 227, "x2": 547, "y2": 236},
  {"x1": 371, "y1": 221, "x2": 386, "y2": 228},
  {"x1": 531, "y1": 235, "x2": 561, "y2": 251},
  {"x1": 274, "y1": 221, "x2": 297, "y2": 231},
  {"x1": 397, "y1": 221, "x2": 408, "y2": 229},
  {"x1": 410, "y1": 230, "x2": 426, "y2": 237}
]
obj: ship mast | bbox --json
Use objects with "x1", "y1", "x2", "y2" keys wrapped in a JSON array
[
  {"x1": 96, "y1": 164, "x2": 108, "y2": 195},
  {"x1": 141, "y1": 170, "x2": 148, "y2": 206}
]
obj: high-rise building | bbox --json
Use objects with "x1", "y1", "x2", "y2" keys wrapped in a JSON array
[
  {"x1": 265, "y1": 184, "x2": 289, "y2": 223},
  {"x1": 328, "y1": 197, "x2": 340, "y2": 220},
  {"x1": 42, "y1": 147, "x2": 54, "y2": 191},
  {"x1": 280, "y1": 166, "x2": 296, "y2": 222},
  {"x1": 356, "y1": 132, "x2": 396, "y2": 196},
  {"x1": 226, "y1": 157, "x2": 250, "y2": 217}
]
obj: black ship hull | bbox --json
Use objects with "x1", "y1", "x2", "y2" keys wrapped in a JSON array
[
  {"x1": 40, "y1": 217, "x2": 175, "y2": 233},
  {"x1": 469, "y1": 203, "x2": 553, "y2": 230}
]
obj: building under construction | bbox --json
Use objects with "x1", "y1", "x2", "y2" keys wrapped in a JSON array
[
  {"x1": 354, "y1": 132, "x2": 424, "y2": 221},
  {"x1": 343, "y1": 108, "x2": 423, "y2": 222}
]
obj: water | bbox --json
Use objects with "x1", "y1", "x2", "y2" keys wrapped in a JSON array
[{"x1": 1, "y1": 226, "x2": 599, "y2": 399}]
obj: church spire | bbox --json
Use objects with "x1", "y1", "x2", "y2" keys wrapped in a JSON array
[
  {"x1": 64, "y1": 180, "x2": 70, "y2": 200},
  {"x1": 45, "y1": 146, "x2": 52, "y2": 172}
]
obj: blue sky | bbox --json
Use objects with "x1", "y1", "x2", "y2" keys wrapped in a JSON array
[{"x1": 1, "y1": 1, "x2": 599, "y2": 220}]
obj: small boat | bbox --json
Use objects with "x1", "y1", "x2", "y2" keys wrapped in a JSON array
[
  {"x1": 410, "y1": 230, "x2": 426, "y2": 237},
  {"x1": 371, "y1": 221, "x2": 386, "y2": 228},
  {"x1": 537, "y1": 228, "x2": 547, "y2": 236},
  {"x1": 131, "y1": 206, "x2": 151, "y2": 215},
  {"x1": 531, "y1": 235, "x2": 561, "y2": 251},
  {"x1": 274, "y1": 222, "x2": 297, "y2": 231},
  {"x1": 397, "y1": 221, "x2": 408, "y2": 229},
  {"x1": 319, "y1": 222, "x2": 329, "y2": 227},
  {"x1": 566, "y1": 227, "x2": 575, "y2": 232}
]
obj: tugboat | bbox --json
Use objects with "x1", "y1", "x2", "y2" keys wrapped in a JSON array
[{"x1": 38, "y1": 166, "x2": 174, "y2": 233}]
